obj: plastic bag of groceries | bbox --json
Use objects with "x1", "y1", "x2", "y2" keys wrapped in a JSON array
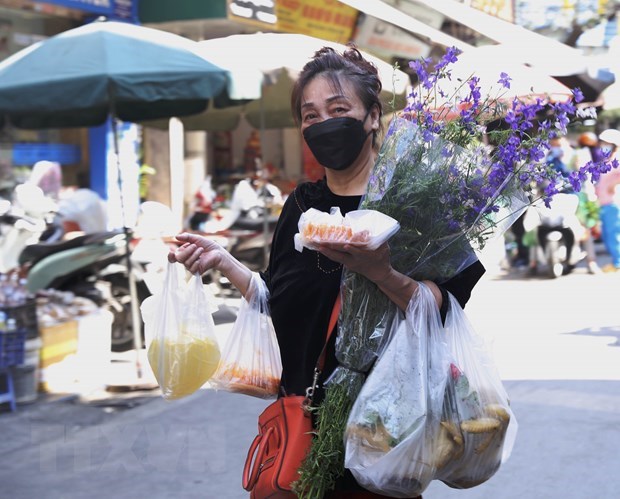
[
  {"x1": 143, "y1": 262, "x2": 221, "y2": 400},
  {"x1": 344, "y1": 283, "x2": 516, "y2": 497},
  {"x1": 209, "y1": 272, "x2": 282, "y2": 398},
  {"x1": 435, "y1": 292, "x2": 517, "y2": 489},
  {"x1": 294, "y1": 207, "x2": 400, "y2": 252}
]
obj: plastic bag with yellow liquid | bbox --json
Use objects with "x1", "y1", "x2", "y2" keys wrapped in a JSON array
[{"x1": 143, "y1": 262, "x2": 220, "y2": 400}]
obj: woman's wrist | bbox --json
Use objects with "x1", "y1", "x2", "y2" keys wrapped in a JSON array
[
  {"x1": 368, "y1": 266, "x2": 395, "y2": 286},
  {"x1": 371, "y1": 268, "x2": 418, "y2": 311},
  {"x1": 218, "y1": 251, "x2": 253, "y2": 296}
]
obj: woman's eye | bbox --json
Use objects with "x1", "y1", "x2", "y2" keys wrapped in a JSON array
[{"x1": 302, "y1": 112, "x2": 317, "y2": 122}]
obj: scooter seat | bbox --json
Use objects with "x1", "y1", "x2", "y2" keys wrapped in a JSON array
[
  {"x1": 19, "y1": 230, "x2": 122, "y2": 267},
  {"x1": 231, "y1": 215, "x2": 280, "y2": 232}
]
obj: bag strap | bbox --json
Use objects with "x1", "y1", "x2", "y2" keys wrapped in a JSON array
[
  {"x1": 242, "y1": 426, "x2": 274, "y2": 491},
  {"x1": 318, "y1": 292, "x2": 342, "y2": 371},
  {"x1": 304, "y1": 291, "x2": 341, "y2": 404}
]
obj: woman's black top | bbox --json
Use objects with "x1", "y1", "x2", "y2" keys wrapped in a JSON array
[{"x1": 261, "y1": 178, "x2": 486, "y2": 398}]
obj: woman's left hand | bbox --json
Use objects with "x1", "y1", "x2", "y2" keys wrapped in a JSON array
[
  {"x1": 317, "y1": 241, "x2": 392, "y2": 283},
  {"x1": 320, "y1": 241, "x2": 442, "y2": 311}
]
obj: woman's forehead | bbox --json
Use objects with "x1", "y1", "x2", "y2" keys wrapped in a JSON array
[{"x1": 301, "y1": 75, "x2": 358, "y2": 106}]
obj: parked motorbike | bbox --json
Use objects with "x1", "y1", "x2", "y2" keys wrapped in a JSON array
[
  {"x1": 18, "y1": 226, "x2": 151, "y2": 352},
  {"x1": 524, "y1": 192, "x2": 585, "y2": 278},
  {"x1": 0, "y1": 186, "x2": 61, "y2": 273}
]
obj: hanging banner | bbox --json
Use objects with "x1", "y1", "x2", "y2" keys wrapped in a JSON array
[
  {"x1": 516, "y1": 0, "x2": 601, "y2": 29},
  {"x1": 275, "y1": 0, "x2": 358, "y2": 43},
  {"x1": 228, "y1": 0, "x2": 358, "y2": 43}
]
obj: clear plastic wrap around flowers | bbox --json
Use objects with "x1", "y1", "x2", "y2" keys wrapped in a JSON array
[
  {"x1": 365, "y1": 116, "x2": 529, "y2": 283},
  {"x1": 344, "y1": 284, "x2": 516, "y2": 497},
  {"x1": 332, "y1": 116, "x2": 529, "y2": 388}
]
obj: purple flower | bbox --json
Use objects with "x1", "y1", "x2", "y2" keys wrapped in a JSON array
[
  {"x1": 435, "y1": 47, "x2": 460, "y2": 72},
  {"x1": 498, "y1": 72, "x2": 511, "y2": 89},
  {"x1": 572, "y1": 87, "x2": 584, "y2": 103}
]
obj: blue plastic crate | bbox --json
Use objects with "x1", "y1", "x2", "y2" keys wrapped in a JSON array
[{"x1": 0, "y1": 330, "x2": 25, "y2": 368}]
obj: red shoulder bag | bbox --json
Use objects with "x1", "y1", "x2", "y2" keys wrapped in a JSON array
[{"x1": 242, "y1": 294, "x2": 341, "y2": 498}]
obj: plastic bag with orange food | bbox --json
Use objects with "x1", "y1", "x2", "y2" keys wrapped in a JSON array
[
  {"x1": 294, "y1": 207, "x2": 400, "y2": 252},
  {"x1": 143, "y1": 262, "x2": 221, "y2": 400},
  {"x1": 209, "y1": 272, "x2": 282, "y2": 399}
]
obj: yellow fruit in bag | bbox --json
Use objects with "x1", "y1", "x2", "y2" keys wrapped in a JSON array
[{"x1": 148, "y1": 334, "x2": 221, "y2": 400}]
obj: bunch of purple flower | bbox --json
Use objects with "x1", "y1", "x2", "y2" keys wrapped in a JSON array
[
  {"x1": 359, "y1": 47, "x2": 617, "y2": 282},
  {"x1": 406, "y1": 47, "x2": 616, "y2": 210}
]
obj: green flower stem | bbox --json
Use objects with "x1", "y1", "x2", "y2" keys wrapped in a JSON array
[{"x1": 294, "y1": 382, "x2": 354, "y2": 498}]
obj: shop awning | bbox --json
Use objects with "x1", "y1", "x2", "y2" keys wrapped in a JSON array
[
  {"x1": 403, "y1": 0, "x2": 595, "y2": 75},
  {"x1": 338, "y1": 0, "x2": 473, "y2": 51},
  {"x1": 340, "y1": 0, "x2": 613, "y2": 102},
  {"x1": 341, "y1": 0, "x2": 587, "y2": 72}
]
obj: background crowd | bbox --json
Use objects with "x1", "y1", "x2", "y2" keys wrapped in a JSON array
[{"x1": 508, "y1": 127, "x2": 620, "y2": 275}]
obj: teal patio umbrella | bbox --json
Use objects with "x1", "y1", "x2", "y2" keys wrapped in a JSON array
[
  {"x1": 0, "y1": 18, "x2": 253, "y2": 128},
  {"x1": 0, "y1": 18, "x2": 260, "y2": 379}
]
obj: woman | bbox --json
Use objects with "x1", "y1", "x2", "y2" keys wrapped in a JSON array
[{"x1": 169, "y1": 46, "x2": 485, "y2": 498}]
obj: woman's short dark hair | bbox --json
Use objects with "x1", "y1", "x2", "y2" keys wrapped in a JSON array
[{"x1": 290, "y1": 45, "x2": 384, "y2": 143}]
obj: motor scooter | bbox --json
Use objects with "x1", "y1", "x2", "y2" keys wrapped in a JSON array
[
  {"x1": 0, "y1": 186, "x2": 61, "y2": 273},
  {"x1": 523, "y1": 192, "x2": 585, "y2": 278},
  {"x1": 18, "y1": 227, "x2": 151, "y2": 352}
]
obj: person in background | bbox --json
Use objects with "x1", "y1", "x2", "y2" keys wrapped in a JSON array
[
  {"x1": 573, "y1": 132, "x2": 602, "y2": 274},
  {"x1": 509, "y1": 212, "x2": 530, "y2": 268},
  {"x1": 187, "y1": 175, "x2": 217, "y2": 231},
  {"x1": 546, "y1": 136, "x2": 575, "y2": 178},
  {"x1": 594, "y1": 128, "x2": 620, "y2": 272},
  {"x1": 138, "y1": 163, "x2": 156, "y2": 203},
  {"x1": 28, "y1": 160, "x2": 62, "y2": 200},
  {"x1": 167, "y1": 45, "x2": 486, "y2": 498}
]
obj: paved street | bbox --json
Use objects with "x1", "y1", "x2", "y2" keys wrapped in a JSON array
[{"x1": 1, "y1": 250, "x2": 619, "y2": 499}]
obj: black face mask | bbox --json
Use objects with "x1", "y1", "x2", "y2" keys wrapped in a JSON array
[{"x1": 302, "y1": 114, "x2": 372, "y2": 171}]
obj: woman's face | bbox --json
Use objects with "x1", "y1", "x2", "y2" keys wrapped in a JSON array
[{"x1": 299, "y1": 75, "x2": 376, "y2": 134}]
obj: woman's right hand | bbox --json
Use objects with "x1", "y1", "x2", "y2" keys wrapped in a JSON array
[
  {"x1": 167, "y1": 232, "x2": 228, "y2": 276},
  {"x1": 168, "y1": 232, "x2": 254, "y2": 297}
]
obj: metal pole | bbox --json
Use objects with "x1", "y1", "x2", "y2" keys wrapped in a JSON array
[
  {"x1": 259, "y1": 84, "x2": 270, "y2": 269},
  {"x1": 111, "y1": 114, "x2": 143, "y2": 379}
]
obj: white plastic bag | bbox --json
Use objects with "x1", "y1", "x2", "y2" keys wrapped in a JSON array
[
  {"x1": 344, "y1": 283, "x2": 516, "y2": 497},
  {"x1": 209, "y1": 272, "x2": 282, "y2": 399},
  {"x1": 436, "y1": 292, "x2": 517, "y2": 489},
  {"x1": 345, "y1": 283, "x2": 449, "y2": 497},
  {"x1": 294, "y1": 207, "x2": 400, "y2": 252},
  {"x1": 143, "y1": 262, "x2": 221, "y2": 400}
]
